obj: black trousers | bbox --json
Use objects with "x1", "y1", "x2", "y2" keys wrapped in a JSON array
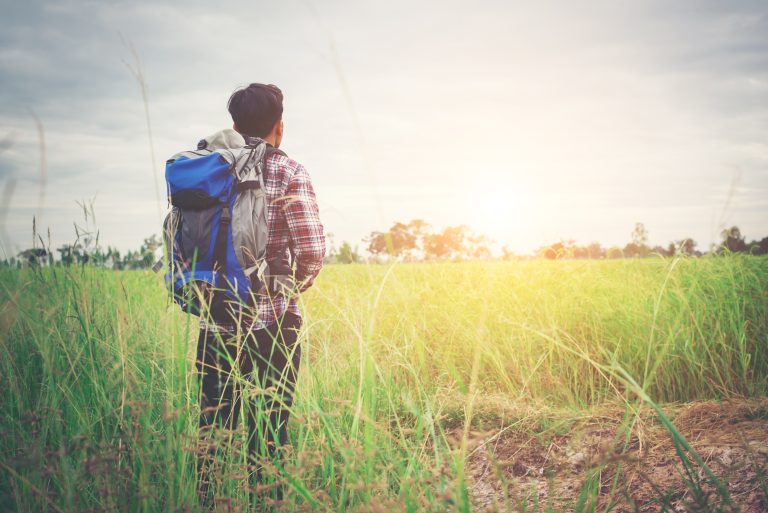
[{"x1": 196, "y1": 312, "x2": 302, "y2": 482}]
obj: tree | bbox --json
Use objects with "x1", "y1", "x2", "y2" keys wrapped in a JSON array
[
  {"x1": 631, "y1": 222, "x2": 649, "y2": 247},
  {"x1": 337, "y1": 241, "x2": 361, "y2": 264},
  {"x1": 140, "y1": 235, "x2": 162, "y2": 268},
  {"x1": 719, "y1": 226, "x2": 747, "y2": 254},
  {"x1": 465, "y1": 233, "x2": 492, "y2": 260},
  {"x1": 365, "y1": 220, "x2": 492, "y2": 261},
  {"x1": 406, "y1": 219, "x2": 431, "y2": 260},
  {"x1": 585, "y1": 242, "x2": 604, "y2": 259},
  {"x1": 625, "y1": 223, "x2": 650, "y2": 258},
  {"x1": 747, "y1": 236, "x2": 768, "y2": 256},
  {"x1": 675, "y1": 238, "x2": 698, "y2": 256},
  {"x1": 388, "y1": 222, "x2": 418, "y2": 258},
  {"x1": 365, "y1": 222, "x2": 418, "y2": 259},
  {"x1": 105, "y1": 246, "x2": 122, "y2": 269},
  {"x1": 365, "y1": 231, "x2": 388, "y2": 258},
  {"x1": 423, "y1": 226, "x2": 470, "y2": 260},
  {"x1": 501, "y1": 246, "x2": 516, "y2": 261},
  {"x1": 537, "y1": 240, "x2": 567, "y2": 260},
  {"x1": 405, "y1": 219, "x2": 430, "y2": 240},
  {"x1": 17, "y1": 248, "x2": 48, "y2": 267},
  {"x1": 56, "y1": 243, "x2": 88, "y2": 265},
  {"x1": 537, "y1": 240, "x2": 579, "y2": 260},
  {"x1": 537, "y1": 243, "x2": 561, "y2": 260}
]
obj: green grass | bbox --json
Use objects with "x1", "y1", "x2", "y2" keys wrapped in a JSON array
[{"x1": 0, "y1": 256, "x2": 766, "y2": 511}]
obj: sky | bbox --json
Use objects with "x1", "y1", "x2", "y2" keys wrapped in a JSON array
[{"x1": 0, "y1": 0, "x2": 766, "y2": 256}]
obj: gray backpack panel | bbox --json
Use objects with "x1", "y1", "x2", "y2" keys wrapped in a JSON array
[{"x1": 230, "y1": 143, "x2": 269, "y2": 281}]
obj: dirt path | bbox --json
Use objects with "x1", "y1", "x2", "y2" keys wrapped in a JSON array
[{"x1": 465, "y1": 398, "x2": 768, "y2": 512}]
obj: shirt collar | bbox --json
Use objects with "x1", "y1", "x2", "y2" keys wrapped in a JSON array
[{"x1": 243, "y1": 134, "x2": 274, "y2": 148}]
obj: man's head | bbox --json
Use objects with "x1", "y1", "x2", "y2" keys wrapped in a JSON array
[{"x1": 227, "y1": 83, "x2": 284, "y2": 147}]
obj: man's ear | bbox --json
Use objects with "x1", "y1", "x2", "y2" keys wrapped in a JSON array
[
  {"x1": 232, "y1": 122, "x2": 239, "y2": 132},
  {"x1": 276, "y1": 119, "x2": 284, "y2": 138}
]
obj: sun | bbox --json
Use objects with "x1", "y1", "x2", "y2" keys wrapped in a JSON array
[
  {"x1": 479, "y1": 190, "x2": 515, "y2": 219},
  {"x1": 469, "y1": 188, "x2": 519, "y2": 237}
]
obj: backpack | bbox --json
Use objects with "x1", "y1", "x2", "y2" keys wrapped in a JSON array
[{"x1": 162, "y1": 129, "x2": 286, "y2": 321}]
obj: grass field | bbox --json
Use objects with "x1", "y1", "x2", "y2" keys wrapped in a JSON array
[{"x1": 1, "y1": 256, "x2": 767, "y2": 512}]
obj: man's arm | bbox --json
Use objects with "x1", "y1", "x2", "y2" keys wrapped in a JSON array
[{"x1": 282, "y1": 164, "x2": 325, "y2": 291}]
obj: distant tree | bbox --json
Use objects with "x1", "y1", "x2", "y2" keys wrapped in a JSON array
[
  {"x1": 545, "y1": 240, "x2": 584, "y2": 259},
  {"x1": 465, "y1": 233, "x2": 492, "y2": 260},
  {"x1": 122, "y1": 250, "x2": 141, "y2": 270},
  {"x1": 365, "y1": 231, "x2": 388, "y2": 258},
  {"x1": 571, "y1": 244, "x2": 588, "y2": 259},
  {"x1": 719, "y1": 226, "x2": 747, "y2": 254},
  {"x1": 747, "y1": 236, "x2": 768, "y2": 256},
  {"x1": 115, "y1": 235, "x2": 161, "y2": 270},
  {"x1": 537, "y1": 243, "x2": 559, "y2": 260},
  {"x1": 337, "y1": 241, "x2": 361, "y2": 264},
  {"x1": 1, "y1": 257, "x2": 18, "y2": 269},
  {"x1": 537, "y1": 240, "x2": 572, "y2": 260},
  {"x1": 500, "y1": 245, "x2": 516, "y2": 261},
  {"x1": 56, "y1": 245, "x2": 72, "y2": 266},
  {"x1": 140, "y1": 235, "x2": 162, "y2": 268},
  {"x1": 675, "y1": 238, "x2": 698, "y2": 256},
  {"x1": 365, "y1": 222, "x2": 418, "y2": 259},
  {"x1": 423, "y1": 229, "x2": 452, "y2": 260},
  {"x1": 423, "y1": 225, "x2": 470, "y2": 260},
  {"x1": 631, "y1": 222, "x2": 649, "y2": 247},
  {"x1": 17, "y1": 248, "x2": 48, "y2": 267},
  {"x1": 406, "y1": 219, "x2": 430, "y2": 240},
  {"x1": 624, "y1": 223, "x2": 650, "y2": 258},
  {"x1": 406, "y1": 219, "x2": 431, "y2": 259},
  {"x1": 105, "y1": 246, "x2": 122, "y2": 269},
  {"x1": 56, "y1": 243, "x2": 89, "y2": 265},
  {"x1": 388, "y1": 222, "x2": 418, "y2": 258},
  {"x1": 585, "y1": 241, "x2": 604, "y2": 259},
  {"x1": 622, "y1": 243, "x2": 639, "y2": 257},
  {"x1": 89, "y1": 244, "x2": 122, "y2": 268}
]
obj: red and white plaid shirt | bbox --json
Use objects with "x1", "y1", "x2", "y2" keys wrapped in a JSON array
[{"x1": 202, "y1": 142, "x2": 325, "y2": 332}]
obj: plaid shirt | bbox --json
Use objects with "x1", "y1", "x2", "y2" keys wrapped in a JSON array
[{"x1": 202, "y1": 140, "x2": 325, "y2": 332}]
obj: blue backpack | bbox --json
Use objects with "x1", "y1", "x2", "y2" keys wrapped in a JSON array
[{"x1": 162, "y1": 129, "x2": 286, "y2": 321}]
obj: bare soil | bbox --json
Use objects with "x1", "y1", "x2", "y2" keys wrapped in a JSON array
[{"x1": 463, "y1": 398, "x2": 768, "y2": 512}]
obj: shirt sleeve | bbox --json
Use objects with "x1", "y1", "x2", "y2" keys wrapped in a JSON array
[{"x1": 282, "y1": 164, "x2": 326, "y2": 291}]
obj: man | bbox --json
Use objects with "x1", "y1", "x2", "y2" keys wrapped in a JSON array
[{"x1": 195, "y1": 83, "x2": 325, "y2": 504}]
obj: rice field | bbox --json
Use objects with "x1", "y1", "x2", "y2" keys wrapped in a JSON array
[{"x1": 1, "y1": 256, "x2": 767, "y2": 512}]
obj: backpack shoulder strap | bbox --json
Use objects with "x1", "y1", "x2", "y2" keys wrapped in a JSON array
[
  {"x1": 265, "y1": 146, "x2": 287, "y2": 158},
  {"x1": 261, "y1": 146, "x2": 287, "y2": 185}
]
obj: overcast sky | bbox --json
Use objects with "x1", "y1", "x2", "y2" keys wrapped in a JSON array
[{"x1": 1, "y1": 0, "x2": 766, "y2": 256}]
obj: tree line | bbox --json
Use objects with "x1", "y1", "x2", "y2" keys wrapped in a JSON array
[
  {"x1": 9, "y1": 235, "x2": 162, "y2": 269},
  {"x1": 5, "y1": 221, "x2": 767, "y2": 269},
  {"x1": 325, "y1": 220, "x2": 768, "y2": 263}
]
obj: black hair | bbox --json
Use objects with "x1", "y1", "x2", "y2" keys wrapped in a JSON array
[{"x1": 227, "y1": 83, "x2": 283, "y2": 138}]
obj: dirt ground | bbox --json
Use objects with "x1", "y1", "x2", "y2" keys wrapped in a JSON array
[{"x1": 464, "y1": 398, "x2": 768, "y2": 512}]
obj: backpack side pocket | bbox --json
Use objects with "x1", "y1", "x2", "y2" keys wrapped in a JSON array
[{"x1": 231, "y1": 181, "x2": 269, "y2": 289}]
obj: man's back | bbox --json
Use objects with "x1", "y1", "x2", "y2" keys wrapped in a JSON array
[{"x1": 199, "y1": 130, "x2": 325, "y2": 332}]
